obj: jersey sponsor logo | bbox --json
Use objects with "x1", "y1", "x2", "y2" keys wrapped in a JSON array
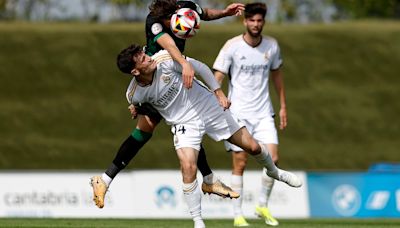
[
  {"x1": 153, "y1": 82, "x2": 180, "y2": 108},
  {"x1": 240, "y1": 56, "x2": 246, "y2": 60},
  {"x1": 239, "y1": 64, "x2": 269, "y2": 74},
  {"x1": 151, "y1": 23, "x2": 163, "y2": 35}
]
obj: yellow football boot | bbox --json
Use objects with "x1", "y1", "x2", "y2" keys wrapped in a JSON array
[
  {"x1": 255, "y1": 206, "x2": 279, "y2": 226},
  {"x1": 233, "y1": 215, "x2": 250, "y2": 227}
]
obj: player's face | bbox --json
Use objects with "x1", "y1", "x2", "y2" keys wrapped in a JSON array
[
  {"x1": 131, "y1": 51, "x2": 156, "y2": 77},
  {"x1": 244, "y1": 14, "x2": 265, "y2": 37}
]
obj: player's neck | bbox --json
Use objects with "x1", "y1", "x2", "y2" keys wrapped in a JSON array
[
  {"x1": 136, "y1": 70, "x2": 155, "y2": 87},
  {"x1": 243, "y1": 33, "x2": 262, "y2": 47}
]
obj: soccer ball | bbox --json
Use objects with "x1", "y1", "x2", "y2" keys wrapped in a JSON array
[{"x1": 170, "y1": 8, "x2": 200, "y2": 39}]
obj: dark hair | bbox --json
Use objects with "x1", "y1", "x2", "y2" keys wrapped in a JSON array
[
  {"x1": 244, "y1": 2, "x2": 267, "y2": 19},
  {"x1": 149, "y1": 0, "x2": 177, "y2": 19},
  {"x1": 116, "y1": 44, "x2": 142, "y2": 74}
]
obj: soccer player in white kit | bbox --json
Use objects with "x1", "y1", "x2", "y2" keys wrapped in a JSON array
[
  {"x1": 116, "y1": 44, "x2": 302, "y2": 228},
  {"x1": 213, "y1": 3, "x2": 288, "y2": 226}
]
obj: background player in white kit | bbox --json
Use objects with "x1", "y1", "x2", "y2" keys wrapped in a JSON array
[
  {"x1": 116, "y1": 44, "x2": 301, "y2": 228},
  {"x1": 213, "y1": 2, "x2": 288, "y2": 227}
]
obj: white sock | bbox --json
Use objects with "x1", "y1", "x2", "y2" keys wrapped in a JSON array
[
  {"x1": 231, "y1": 174, "x2": 243, "y2": 218},
  {"x1": 252, "y1": 144, "x2": 278, "y2": 174},
  {"x1": 101, "y1": 173, "x2": 113, "y2": 187},
  {"x1": 203, "y1": 172, "x2": 217, "y2": 184},
  {"x1": 259, "y1": 168, "x2": 275, "y2": 207},
  {"x1": 183, "y1": 180, "x2": 203, "y2": 225}
]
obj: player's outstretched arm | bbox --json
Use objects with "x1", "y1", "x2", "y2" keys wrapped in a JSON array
[
  {"x1": 203, "y1": 3, "x2": 244, "y2": 20},
  {"x1": 214, "y1": 88, "x2": 231, "y2": 110},
  {"x1": 157, "y1": 33, "x2": 194, "y2": 89},
  {"x1": 185, "y1": 57, "x2": 230, "y2": 110}
]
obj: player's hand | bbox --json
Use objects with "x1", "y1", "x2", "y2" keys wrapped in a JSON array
[
  {"x1": 182, "y1": 61, "x2": 195, "y2": 89},
  {"x1": 128, "y1": 104, "x2": 138, "y2": 119},
  {"x1": 223, "y1": 3, "x2": 245, "y2": 17},
  {"x1": 279, "y1": 107, "x2": 287, "y2": 130},
  {"x1": 214, "y1": 89, "x2": 231, "y2": 110}
]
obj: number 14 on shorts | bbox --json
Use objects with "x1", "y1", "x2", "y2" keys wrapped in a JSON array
[{"x1": 172, "y1": 125, "x2": 187, "y2": 135}]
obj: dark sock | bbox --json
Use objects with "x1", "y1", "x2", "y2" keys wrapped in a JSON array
[
  {"x1": 105, "y1": 129, "x2": 152, "y2": 178},
  {"x1": 197, "y1": 144, "x2": 212, "y2": 177}
]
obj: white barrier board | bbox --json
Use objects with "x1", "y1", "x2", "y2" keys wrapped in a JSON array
[{"x1": 0, "y1": 170, "x2": 309, "y2": 219}]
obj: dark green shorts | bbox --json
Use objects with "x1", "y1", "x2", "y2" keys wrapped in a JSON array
[{"x1": 135, "y1": 103, "x2": 163, "y2": 122}]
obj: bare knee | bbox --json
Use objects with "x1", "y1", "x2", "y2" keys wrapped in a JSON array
[
  {"x1": 246, "y1": 141, "x2": 261, "y2": 155},
  {"x1": 180, "y1": 161, "x2": 197, "y2": 182}
]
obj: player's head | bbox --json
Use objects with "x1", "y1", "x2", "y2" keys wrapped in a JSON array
[
  {"x1": 244, "y1": 2, "x2": 267, "y2": 19},
  {"x1": 149, "y1": 0, "x2": 177, "y2": 20},
  {"x1": 117, "y1": 44, "x2": 142, "y2": 75},
  {"x1": 117, "y1": 44, "x2": 157, "y2": 78},
  {"x1": 244, "y1": 2, "x2": 267, "y2": 37}
]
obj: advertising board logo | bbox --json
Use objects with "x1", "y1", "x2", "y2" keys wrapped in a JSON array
[
  {"x1": 331, "y1": 184, "x2": 361, "y2": 216},
  {"x1": 366, "y1": 191, "x2": 390, "y2": 210},
  {"x1": 155, "y1": 186, "x2": 176, "y2": 208}
]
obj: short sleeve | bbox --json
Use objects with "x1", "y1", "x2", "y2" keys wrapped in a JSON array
[
  {"x1": 126, "y1": 79, "x2": 138, "y2": 104},
  {"x1": 177, "y1": 1, "x2": 205, "y2": 19},
  {"x1": 146, "y1": 16, "x2": 168, "y2": 43},
  {"x1": 213, "y1": 42, "x2": 233, "y2": 74},
  {"x1": 271, "y1": 43, "x2": 283, "y2": 70}
]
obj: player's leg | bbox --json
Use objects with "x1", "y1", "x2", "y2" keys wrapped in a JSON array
[
  {"x1": 106, "y1": 115, "x2": 157, "y2": 182},
  {"x1": 177, "y1": 148, "x2": 204, "y2": 228},
  {"x1": 199, "y1": 144, "x2": 239, "y2": 199},
  {"x1": 197, "y1": 145, "x2": 212, "y2": 177},
  {"x1": 256, "y1": 144, "x2": 279, "y2": 226},
  {"x1": 259, "y1": 144, "x2": 278, "y2": 208},
  {"x1": 251, "y1": 117, "x2": 279, "y2": 225},
  {"x1": 231, "y1": 151, "x2": 250, "y2": 227},
  {"x1": 91, "y1": 114, "x2": 159, "y2": 208},
  {"x1": 227, "y1": 127, "x2": 301, "y2": 188}
]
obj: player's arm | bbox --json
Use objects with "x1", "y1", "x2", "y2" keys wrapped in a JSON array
[
  {"x1": 202, "y1": 3, "x2": 244, "y2": 21},
  {"x1": 270, "y1": 68, "x2": 287, "y2": 130},
  {"x1": 186, "y1": 57, "x2": 230, "y2": 110},
  {"x1": 214, "y1": 70, "x2": 226, "y2": 86},
  {"x1": 156, "y1": 33, "x2": 194, "y2": 89}
]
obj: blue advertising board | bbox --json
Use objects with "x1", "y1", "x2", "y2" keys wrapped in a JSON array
[{"x1": 308, "y1": 172, "x2": 400, "y2": 217}]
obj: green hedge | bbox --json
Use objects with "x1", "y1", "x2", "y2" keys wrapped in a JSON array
[{"x1": 0, "y1": 21, "x2": 399, "y2": 171}]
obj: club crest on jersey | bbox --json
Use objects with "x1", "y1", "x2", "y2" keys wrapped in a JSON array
[
  {"x1": 161, "y1": 75, "x2": 171, "y2": 84},
  {"x1": 264, "y1": 52, "x2": 270, "y2": 61}
]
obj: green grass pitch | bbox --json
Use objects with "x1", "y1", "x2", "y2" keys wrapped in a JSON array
[{"x1": 0, "y1": 218, "x2": 399, "y2": 227}]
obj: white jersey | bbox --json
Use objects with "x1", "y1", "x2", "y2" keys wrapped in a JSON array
[
  {"x1": 126, "y1": 50, "x2": 221, "y2": 125},
  {"x1": 213, "y1": 35, "x2": 283, "y2": 119}
]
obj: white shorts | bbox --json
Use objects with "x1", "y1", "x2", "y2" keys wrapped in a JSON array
[
  {"x1": 224, "y1": 116, "x2": 278, "y2": 152},
  {"x1": 171, "y1": 109, "x2": 244, "y2": 151}
]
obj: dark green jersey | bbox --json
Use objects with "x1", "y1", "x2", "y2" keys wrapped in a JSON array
[{"x1": 145, "y1": 0, "x2": 204, "y2": 56}]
